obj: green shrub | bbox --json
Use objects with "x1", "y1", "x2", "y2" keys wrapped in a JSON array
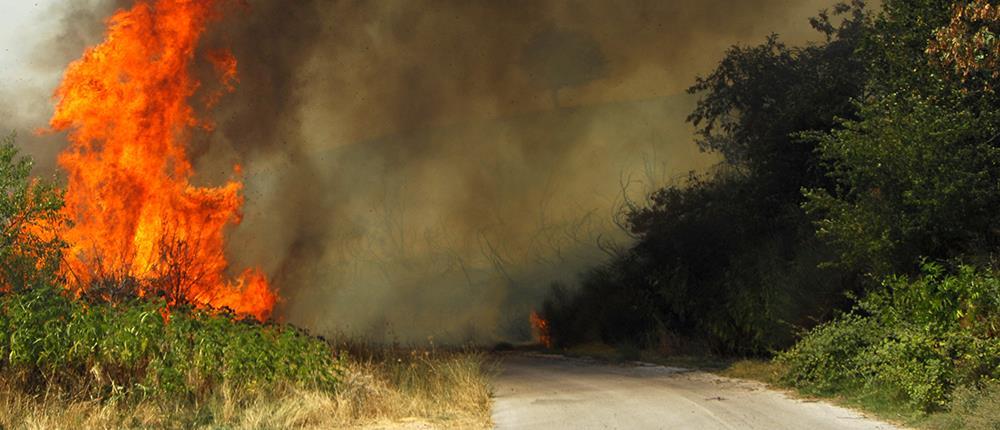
[
  {"x1": 778, "y1": 314, "x2": 884, "y2": 394},
  {"x1": 860, "y1": 327, "x2": 954, "y2": 410},
  {"x1": 0, "y1": 286, "x2": 341, "y2": 400},
  {"x1": 780, "y1": 263, "x2": 1000, "y2": 413}
]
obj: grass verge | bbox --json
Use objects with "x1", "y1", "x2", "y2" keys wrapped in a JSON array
[
  {"x1": 0, "y1": 349, "x2": 494, "y2": 429},
  {"x1": 0, "y1": 340, "x2": 493, "y2": 430},
  {"x1": 0, "y1": 287, "x2": 494, "y2": 429},
  {"x1": 720, "y1": 358, "x2": 1000, "y2": 430}
]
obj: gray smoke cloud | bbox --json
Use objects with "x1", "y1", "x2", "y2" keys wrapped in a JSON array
[{"x1": 4, "y1": 0, "x2": 845, "y2": 342}]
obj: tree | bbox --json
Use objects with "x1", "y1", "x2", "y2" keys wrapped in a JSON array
[
  {"x1": 806, "y1": 0, "x2": 1000, "y2": 275},
  {"x1": 541, "y1": 2, "x2": 872, "y2": 354},
  {"x1": 928, "y1": 0, "x2": 1000, "y2": 91},
  {"x1": 687, "y1": 0, "x2": 867, "y2": 204}
]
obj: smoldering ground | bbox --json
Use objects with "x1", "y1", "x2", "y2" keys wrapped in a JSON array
[{"x1": 4, "y1": 0, "x2": 843, "y2": 342}]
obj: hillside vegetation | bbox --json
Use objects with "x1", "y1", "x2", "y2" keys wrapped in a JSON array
[{"x1": 542, "y1": 1, "x2": 1000, "y2": 426}]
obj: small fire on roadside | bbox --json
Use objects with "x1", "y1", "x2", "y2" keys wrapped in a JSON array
[{"x1": 530, "y1": 310, "x2": 552, "y2": 348}]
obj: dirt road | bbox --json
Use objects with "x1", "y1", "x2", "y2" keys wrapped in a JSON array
[{"x1": 492, "y1": 354, "x2": 902, "y2": 430}]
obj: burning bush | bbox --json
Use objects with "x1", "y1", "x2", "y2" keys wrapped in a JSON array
[
  {"x1": 0, "y1": 138, "x2": 338, "y2": 402},
  {"x1": 529, "y1": 310, "x2": 552, "y2": 348},
  {"x1": 48, "y1": 0, "x2": 276, "y2": 321},
  {"x1": 0, "y1": 135, "x2": 66, "y2": 292},
  {"x1": 0, "y1": 138, "x2": 493, "y2": 428}
]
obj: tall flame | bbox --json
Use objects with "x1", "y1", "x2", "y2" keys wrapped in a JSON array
[{"x1": 48, "y1": 0, "x2": 276, "y2": 320}]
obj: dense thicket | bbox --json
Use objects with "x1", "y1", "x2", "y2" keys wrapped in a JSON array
[
  {"x1": 779, "y1": 263, "x2": 1000, "y2": 412},
  {"x1": 547, "y1": 0, "x2": 1000, "y2": 419},
  {"x1": 805, "y1": 0, "x2": 999, "y2": 276},
  {"x1": 545, "y1": 1, "x2": 869, "y2": 355}
]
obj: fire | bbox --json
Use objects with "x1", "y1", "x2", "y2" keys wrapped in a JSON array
[
  {"x1": 530, "y1": 310, "x2": 552, "y2": 348},
  {"x1": 48, "y1": 0, "x2": 276, "y2": 320}
]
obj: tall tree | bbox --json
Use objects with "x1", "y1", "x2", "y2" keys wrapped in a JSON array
[
  {"x1": 806, "y1": 0, "x2": 1000, "y2": 275},
  {"x1": 687, "y1": 0, "x2": 867, "y2": 211},
  {"x1": 543, "y1": 2, "x2": 872, "y2": 354}
]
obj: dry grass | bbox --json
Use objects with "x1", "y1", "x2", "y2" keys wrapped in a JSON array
[
  {"x1": 0, "y1": 348, "x2": 494, "y2": 430},
  {"x1": 719, "y1": 360, "x2": 785, "y2": 384}
]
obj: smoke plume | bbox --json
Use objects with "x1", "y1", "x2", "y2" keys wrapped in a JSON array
[{"x1": 5, "y1": 0, "x2": 842, "y2": 342}]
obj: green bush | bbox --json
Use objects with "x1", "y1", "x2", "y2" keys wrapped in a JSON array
[
  {"x1": 779, "y1": 263, "x2": 1000, "y2": 412},
  {"x1": 778, "y1": 314, "x2": 885, "y2": 394},
  {"x1": 0, "y1": 285, "x2": 341, "y2": 400}
]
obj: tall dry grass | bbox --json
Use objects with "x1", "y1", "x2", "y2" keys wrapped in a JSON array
[{"x1": 0, "y1": 347, "x2": 494, "y2": 430}]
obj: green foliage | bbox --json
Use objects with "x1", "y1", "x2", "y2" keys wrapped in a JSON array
[
  {"x1": 806, "y1": 94, "x2": 1000, "y2": 274},
  {"x1": 783, "y1": 2, "x2": 1000, "y2": 418},
  {"x1": 0, "y1": 286, "x2": 341, "y2": 400},
  {"x1": 688, "y1": 0, "x2": 867, "y2": 195},
  {"x1": 862, "y1": 0, "x2": 954, "y2": 96},
  {"x1": 805, "y1": 0, "x2": 1000, "y2": 276},
  {"x1": 779, "y1": 264, "x2": 1000, "y2": 412},
  {"x1": 544, "y1": 3, "x2": 869, "y2": 355},
  {"x1": 0, "y1": 134, "x2": 66, "y2": 291},
  {"x1": 778, "y1": 314, "x2": 885, "y2": 393}
]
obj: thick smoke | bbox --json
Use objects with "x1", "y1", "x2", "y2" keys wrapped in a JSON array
[
  {"x1": 0, "y1": 0, "x2": 116, "y2": 172},
  {"x1": 6, "y1": 0, "x2": 841, "y2": 342}
]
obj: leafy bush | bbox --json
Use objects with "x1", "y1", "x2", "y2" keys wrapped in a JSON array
[
  {"x1": 779, "y1": 263, "x2": 1000, "y2": 412},
  {"x1": 0, "y1": 285, "x2": 341, "y2": 400},
  {"x1": 778, "y1": 314, "x2": 885, "y2": 394}
]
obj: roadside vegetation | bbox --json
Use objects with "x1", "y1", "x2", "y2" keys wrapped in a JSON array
[
  {"x1": 541, "y1": 0, "x2": 1000, "y2": 427},
  {"x1": 776, "y1": 264, "x2": 1000, "y2": 427},
  {"x1": 0, "y1": 135, "x2": 492, "y2": 429}
]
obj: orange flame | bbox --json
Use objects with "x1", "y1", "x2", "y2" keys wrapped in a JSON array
[
  {"x1": 530, "y1": 310, "x2": 552, "y2": 348},
  {"x1": 48, "y1": 0, "x2": 275, "y2": 320}
]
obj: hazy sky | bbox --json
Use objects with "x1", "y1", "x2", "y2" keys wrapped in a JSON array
[{"x1": 0, "y1": 0, "x2": 63, "y2": 89}]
